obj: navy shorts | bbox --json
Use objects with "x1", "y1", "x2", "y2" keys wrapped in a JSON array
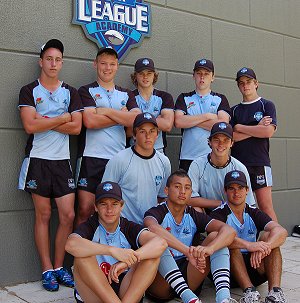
[
  {"x1": 247, "y1": 166, "x2": 273, "y2": 191},
  {"x1": 76, "y1": 156, "x2": 109, "y2": 194},
  {"x1": 230, "y1": 253, "x2": 268, "y2": 288},
  {"x1": 18, "y1": 157, "x2": 75, "y2": 198}
]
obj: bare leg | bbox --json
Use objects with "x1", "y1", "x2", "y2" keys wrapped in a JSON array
[
  {"x1": 255, "y1": 187, "x2": 278, "y2": 222},
  {"x1": 263, "y1": 247, "x2": 282, "y2": 291},
  {"x1": 76, "y1": 190, "x2": 95, "y2": 227},
  {"x1": 32, "y1": 193, "x2": 52, "y2": 271},
  {"x1": 187, "y1": 259, "x2": 209, "y2": 291},
  {"x1": 120, "y1": 257, "x2": 160, "y2": 303},
  {"x1": 147, "y1": 272, "x2": 172, "y2": 300},
  {"x1": 74, "y1": 256, "x2": 121, "y2": 303},
  {"x1": 54, "y1": 193, "x2": 75, "y2": 268},
  {"x1": 230, "y1": 249, "x2": 253, "y2": 290}
]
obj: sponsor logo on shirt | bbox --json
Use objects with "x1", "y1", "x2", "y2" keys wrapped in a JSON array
[
  {"x1": 94, "y1": 94, "x2": 102, "y2": 100},
  {"x1": 187, "y1": 101, "x2": 195, "y2": 109},
  {"x1": 100, "y1": 262, "x2": 111, "y2": 276},
  {"x1": 182, "y1": 227, "x2": 190, "y2": 235},
  {"x1": 36, "y1": 97, "x2": 44, "y2": 104}
]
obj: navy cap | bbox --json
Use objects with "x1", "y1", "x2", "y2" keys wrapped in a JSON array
[
  {"x1": 224, "y1": 170, "x2": 248, "y2": 188},
  {"x1": 133, "y1": 112, "x2": 158, "y2": 129},
  {"x1": 95, "y1": 182, "x2": 122, "y2": 203},
  {"x1": 193, "y1": 58, "x2": 214, "y2": 73},
  {"x1": 96, "y1": 46, "x2": 118, "y2": 59},
  {"x1": 209, "y1": 122, "x2": 233, "y2": 140},
  {"x1": 135, "y1": 58, "x2": 155, "y2": 73},
  {"x1": 40, "y1": 39, "x2": 64, "y2": 58},
  {"x1": 236, "y1": 67, "x2": 256, "y2": 81}
]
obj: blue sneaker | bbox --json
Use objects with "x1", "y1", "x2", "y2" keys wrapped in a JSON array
[
  {"x1": 42, "y1": 270, "x2": 59, "y2": 291},
  {"x1": 54, "y1": 267, "x2": 74, "y2": 288},
  {"x1": 74, "y1": 289, "x2": 84, "y2": 303}
]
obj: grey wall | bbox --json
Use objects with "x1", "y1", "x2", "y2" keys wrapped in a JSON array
[{"x1": 0, "y1": 0, "x2": 299, "y2": 285}]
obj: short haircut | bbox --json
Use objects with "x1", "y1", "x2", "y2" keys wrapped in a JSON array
[{"x1": 166, "y1": 169, "x2": 191, "y2": 187}]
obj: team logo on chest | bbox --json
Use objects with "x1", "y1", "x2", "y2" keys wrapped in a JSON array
[
  {"x1": 155, "y1": 175, "x2": 162, "y2": 186},
  {"x1": 73, "y1": 0, "x2": 151, "y2": 62},
  {"x1": 254, "y1": 111, "x2": 263, "y2": 121}
]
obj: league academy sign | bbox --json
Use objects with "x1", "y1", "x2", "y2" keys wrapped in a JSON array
[{"x1": 73, "y1": 0, "x2": 151, "y2": 62}]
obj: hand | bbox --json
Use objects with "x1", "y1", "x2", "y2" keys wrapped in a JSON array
[
  {"x1": 189, "y1": 245, "x2": 214, "y2": 259},
  {"x1": 186, "y1": 248, "x2": 206, "y2": 273},
  {"x1": 247, "y1": 241, "x2": 271, "y2": 256},
  {"x1": 250, "y1": 251, "x2": 264, "y2": 269},
  {"x1": 60, "y1": 112, "x2": 72, "y2": 123},
  {"x1": 121, "y1": 106, "x2": 128, "y2": 112},
  {"x1": 108, "y1": 262, "x2": 128, "y2": 284},
  {"x1": 110, "y1": 247, "x2": 139, "y2": 267},
  {"x1": 258, "y1": 116, "x2": 272, "y2": 126}
]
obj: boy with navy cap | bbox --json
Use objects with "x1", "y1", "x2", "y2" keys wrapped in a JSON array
[
  {"x1": 18, "y1": 39, "x2": 82, "y2": 291},
  {"x1": 211, "y1": 170, "x2": 288, "y2": 303},
  {"x1": 130, "y1": 57, "x2": 174, "y2": 153},
  {"x1": 175, "y1": 58, "x2": 231, "y2": 172},
  {"x1": 66, "y1": 181, "x2": 167, "y2": 303},
  {"x1": 231, "y1": 67, "x2": 278, "y2": 221},
  {"x1": 75, "y1": 46, "x2": 141, "y2": 226},
  {"x1": 188, "y1": 122, "x2": 255, "y2": 212}
]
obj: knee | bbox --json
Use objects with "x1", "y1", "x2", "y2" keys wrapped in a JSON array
[
  {"x1": 78, "y1": 202, "x2": 95, "y2": 219},
  {"x1": 60, "y1": 210, "x2": 75, "y2": 226},
  {"x1": 35, "y1": 208, "x2": 51, "y2": 223}
]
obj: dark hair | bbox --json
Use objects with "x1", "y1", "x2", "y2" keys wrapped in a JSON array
[
  {"x1": 130, "y1": 71, "x2": 159, "y2": 87},
  {"x1": 166, "y1": 169, "x2": 191, "y2": 187}
]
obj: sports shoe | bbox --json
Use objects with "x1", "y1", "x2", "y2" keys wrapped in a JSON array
[
  {"x1": 42, "y1": 270, "x2": 59, "y2": 291},
  {"x1": 74, "y1": 289, "x2": 84, "y2": 303},
  {"x1": 189, "y1": 299, "x2": 202, "y2": 303},
  {"x1": 221, "y1": 298, "x2": 239, "y2": 303},
  {"x1": 240, "y1": 288, "x2": 262, "y2": 303},
  {"x1": 265, "y1": 287, "x2": 287, "y2": 303},
  {"x1": 292, "y1": 225, "x2": 300, "y2": 238},
  {"x1": 54, "y1": 267, "x2": 74, "y2": 288}
]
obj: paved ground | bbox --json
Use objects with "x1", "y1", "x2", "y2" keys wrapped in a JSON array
[{"x1": 1, "y1": 237, "x2": 299, "y2": 303}]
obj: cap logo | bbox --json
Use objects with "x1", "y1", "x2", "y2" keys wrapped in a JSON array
[
  {"x1": 103, "y1": 183, "x2": 113, "y2": 191},
  {"x1": 142, "y1": 59, "x2": 150, "y2": 65},
  {"x1": 231, "y1": 171, "x2": 240, "y2": 179},
  {"x1": 218, "y1": 122, "x2": 227, "y2": 130},
  {"x1": 73, "y1": 0, "x2": 151, "y2": 63},
  {"x1": 240, "y1": 68, "x2": 248, "y2": 73},
  {"x1": 199, "y1": 59, "x2": 207, "y2": 65},
  {"x1": 144, "y1": 113, "x2": 152, "y2": 120}
]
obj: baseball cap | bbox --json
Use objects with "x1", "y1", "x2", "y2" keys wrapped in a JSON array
[
  {"x1": 209, "y1": 122, "x2": 233, "y2": 140},
  {"x1": 134, "y1": 58, "x2": 155, "y2": 73},
  {"x1": 224, "y1": 170, "x2": 248, "y2": 188},
  {"x1": 40, "y1": 39, "x2": 64, "y2": 58},
  {"x1": 133, "y1": 112, "x2": 158, "y2": 129},
  {"x1": 236, "y1": 67, "x2": 256, "y2": 81},
  {"x1": 193, "y1": 58, "x2": 214, "y2": 73},
  {"x1": 95, "y1": 182, "x2": 122, "y2": 203},
  {"x1": 96, "y1": 46, "x2": 118, "y2": 59}
]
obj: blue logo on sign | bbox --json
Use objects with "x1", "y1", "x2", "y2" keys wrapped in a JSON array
[
  {"x1": 254, "y1": 112, "x2": 263, "y2": 121},
  {"x1": 73, "y1": 0, "x2": 151, "y2": 62},
  {"x1": 103, "y1": 183, "x2": 113, "y2": 191}
]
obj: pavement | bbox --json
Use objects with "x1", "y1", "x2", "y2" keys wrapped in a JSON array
[{"x1": 1, "y1": 237, "x2": 299, "y2": 303}]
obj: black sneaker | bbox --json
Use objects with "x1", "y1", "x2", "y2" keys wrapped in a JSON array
[{"x1": 292, "y1": 225, "x2": 300, "y2": 238}]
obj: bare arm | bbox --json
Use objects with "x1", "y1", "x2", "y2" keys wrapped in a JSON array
[
  {"x1": 83, "y1": 107, "x2": 117, "y2": 129},
  {"x1": 196, "y1": 111, "x2": 230, "y2": 131},
  {"x1": 264, "y1": 222, "x2": 288, "y2": 249},
  {"x1": 174, "y1": 110, "x2": 216, "y2": 129},
  {"x1": 189, "y1": 196, "x2": 222, "y2": 209},
  {"x1": 20, "y1": 106, "x2": 71, "y2": 134},
  {"x1": 233, "y1": 123, "x2": 275, "y2": 139},
  {"x1": 52, "y1": 111, "x2": 82, "y2": 135},
  {"x1": 156, "y1": 109, "x2": 174, "y2": 132},
  {"x1": 233, "y1": 131, "x2": 251, "y2": 142}
]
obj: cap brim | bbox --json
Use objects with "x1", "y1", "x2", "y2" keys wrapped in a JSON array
[
  {"x1": 209, "y1": 131, "x2": 233, "y2": 140},
  {"x1": 135, "y1": 67, "x2": 155, "y2": 73},
  {"x1": 236, "y1": 74, "x2": 256, "y2": 81},
  {"x1": 225, "y1": 180, "x2": 248, "y2": 187},
  {"x1": 134, "y1": 121, "x2": 158, "y2": 128},
  {"x1": 95, "y1": 193, "x2": 122, "y2": 203}
]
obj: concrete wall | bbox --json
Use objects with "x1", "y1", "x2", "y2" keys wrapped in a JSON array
[{"x1": 0, "y1": 0, "x2": 299, "y2": 285}]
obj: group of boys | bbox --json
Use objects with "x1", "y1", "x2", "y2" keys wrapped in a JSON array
[{"x1": 18, "y1": 38, "x2": 287, "y2": 303}]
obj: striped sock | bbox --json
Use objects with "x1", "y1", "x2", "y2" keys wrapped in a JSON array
[{"x1": 210, "y1": 247, "x2": 230, "y2": 303}]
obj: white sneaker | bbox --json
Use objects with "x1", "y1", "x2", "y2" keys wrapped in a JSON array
[
  {"x1": 240, "y1": 289, "x2": 262, "y2": 303},
  {"x1": 265, "y1": 287, "x2": 287, "y2": 303},
  {"x1": 221, "y1": 298, "x2": 239, "y2": 303}
]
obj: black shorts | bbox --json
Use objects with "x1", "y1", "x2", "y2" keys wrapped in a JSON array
[
  {"x1": 230, "y1": 253, "x2": 267, "y2": 288},
  {"x1": 18, "y1": 157, "x2": 75, "y2": 198},
  {"x1": 247, "y1": 166, "x2": 273, "y2": 191},
  {"x1": 76, "y1": 157, "x2": 109, "y2": 193},
  {"x1": 179, "y1": 160, "x2": 193, "y2": 172}
]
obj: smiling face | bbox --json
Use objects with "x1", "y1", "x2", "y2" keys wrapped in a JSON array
[
  {"x1": 209, "y1": 133, "x2": 233, "y2": 160},
  {"x1": 237, "y1": 76, "x2": 259, "y2": 101},
  {"x1": 193, "y1": 68, "x2": 214, "y2": 94},
  {"x1": 165, "y1": 175, "x2": 192, "y2": 208},
  {"x1": 95, "y1": 198, "x2": 123, "y2": 232},
  {"x1": 39, "y1": 48, "x2": 63, "y2": 79},
  {"x1": 94, "y1": 53, "x2": 118, "y2": 85},
  {"x1": 136, "y1": 70, "x2": 155, "y2": 89}
]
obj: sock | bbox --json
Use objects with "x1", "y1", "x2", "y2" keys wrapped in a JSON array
[
  {"x1": 210, "y1": 247, "x2": 230, "y2": 303},
  {"x1": 54, "y1": 267, "x2": 63, "y2": 271},
  {"x1": 42, "y1": 269, "x2": 54, "y2": 274},
  {"x1": 159, "y1": 249, "x2": 198, "y2": 303}
]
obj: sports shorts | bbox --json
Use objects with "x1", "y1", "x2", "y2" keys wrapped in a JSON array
[
  {"x1": 76, "y1": 156, "x2": 109, "y2": 194},
  {"x1": 247, "y1": 166, "x2": 273, "y2": 191},
  {"x1": 230, "y1": 253, "x2": 267, "y2": 288},
  {"x1": 18, "y1": 157, "x2": 75, "y2": 198}
]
